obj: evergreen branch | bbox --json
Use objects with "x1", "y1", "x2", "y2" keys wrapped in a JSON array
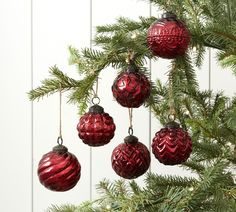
[
  {"x1": 220, "y1": 54, "x2": 236, "y2": 75},
  {"x1": 28, "y1": 66, "x2": 79, "y2": 101},
  {"x1": 146, "y1": 172, "x2": 197, "y2": 188},
  {"x1": 96, "y1": 16, "x2": 155, "y2": 34},
  {"x1": 47, "y1": 204, "x2": 78, "y2": 212},
  {"x1": 184, "y1": 160, "x2": 229, "y2": 210},
  {"x1": 182, "y1": 160, "x2": 205, "y2": 173},
  {"x1": 129, "y1": 181, "x2": 142, "y2": 195},
  {"x1": 193, "y1": 140, "x2": 223, "y2": 160},
  {"x1": 68, "y1": 73, "x2": 98, "y2": 114}
]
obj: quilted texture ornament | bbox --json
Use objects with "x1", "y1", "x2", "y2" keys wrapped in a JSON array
[
  {"x1": 147, "y1": 12, "x2": 190, "y2": 59},
  {"x1": 111, "y1": 63, "x2": 151, "y2": 108},
  {"x1": 38, "y1": 145, "x2": 81, "y2": 191},
  {"x1": 111, "y1": 135, "x2": 150, "y2": 179},
  {"x1": 152, "y1": 121, "x2": 192, "y2": 165},
  {"x1": 77, "y1": 104, "x2": 116, "y2": 146}
]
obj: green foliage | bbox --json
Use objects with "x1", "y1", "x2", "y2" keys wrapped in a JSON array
[{"x1": 29, "y1": 0, "x2": 236, "y2": 211}]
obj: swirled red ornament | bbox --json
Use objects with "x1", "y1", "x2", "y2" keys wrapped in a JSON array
[
  {"x1": 112, "y1": 66, "x2": 151, "y2": 108},
  {"x1": 77, "y1": 104, "x2": 116, "y2": 147},
  {"x1": 147, "y1": 12, "x2": 190, "y2": 59},
  {"x1": 111, "y1": 135, "x2": 150, "y2": 179},
  {"x1": 38, "y1": 145, "x2": 81, "y2": 191},
  {"x1": 152, "y1": 121, "x2": 192, "y2": 165}
]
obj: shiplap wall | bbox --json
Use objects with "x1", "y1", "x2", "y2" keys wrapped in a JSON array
[{"x1": 0, "y1": 1, "x2": 236, "y2": 212}]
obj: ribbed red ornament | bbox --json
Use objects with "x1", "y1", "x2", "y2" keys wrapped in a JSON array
[
  {"x1": 147, "y1": 12, "x2": 190, "y2": 59},
  {"x1": 112, "y1": 66, "x2": 151, "y2": 108},
  {"x1": 152, "y1": 121, "x2": 192, "y2": 165},
  {"x1": 111, "y1": 135, "x2": 150, "y2": 179},
  {"x1": 38, "y1": 145, "x2": 81, "y2": 191},
  {"x1": 77, "y1": 104, "x2": 116, "y2": 146}
]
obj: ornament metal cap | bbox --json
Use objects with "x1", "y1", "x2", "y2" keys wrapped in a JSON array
[
  {"x1": 89, "y1": 104, "x2": 104, "y2": 114},
  {"x1": 161, "y1": 12, "x2": 177, "y2": 20},
  {"x1": 165, "y1": 121, "x2": 180, "y2": 129},
  {"x1": 124, "y1": 135, "x2": 138, "y2": 144},
  {"x1": 52, "y1": 144, "x2": 68, "y2": 154}
]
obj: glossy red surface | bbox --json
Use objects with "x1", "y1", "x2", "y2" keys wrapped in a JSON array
[
  {"x1": 152, "y1": 126, "x2": 192, "y2": 165},
  {"x1": 112, "y1": 71, "x2": 151, "y2": 108},
  {"x1": 111, "y1": 140, "x2": 150, "y2": 179},
  {"x1": 77, "y1": 112, "x2": 116, "y2": 147},
  {"x1": 147, "y1": 17, "x2": 190, "y2": 59},
  {"x1": 38, "y1": 147, "x2": 81, "y2": 191}
]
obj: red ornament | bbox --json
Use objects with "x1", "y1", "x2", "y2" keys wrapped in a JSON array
[
  {"x1": 147, "y1": 12, "x2": 190, "y2": 59},
  {"x1": 38, "y1": 145, "x2": 81, "y2": 191},
  {"x1": 152, "y1": 121, "x2": 192, "y2": 165},
  {"x1": 77, "y1": 104, "x2": 116, "y2": 147},
  {"x1": 112, "y1": 64, "x2": 151, "y2": 108},
  {"x1": 111, "y1": 135, "x2": 150, "y2": 179}
]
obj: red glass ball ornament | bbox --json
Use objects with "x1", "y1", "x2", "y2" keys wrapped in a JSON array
[
  {"x1": 38, "y1": 145, "x2": 81, "y2": 191},
  {"x1": 147, "y1": 12, "x2": 191, "y2": 59},
  {"x1": 152, "y1": 121, "x2": 192, "y2": 165},
  {"x1": 77, "y1": 104, "x2": 116, "y2": 147},
  {"x1": 112, "y1": 65, "x2": 151, "y2": 108},
  {"x1": 111, "y1": 135, "x2": 151, "y2": 179}
]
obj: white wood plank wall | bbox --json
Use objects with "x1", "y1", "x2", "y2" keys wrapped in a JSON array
[{"x1": 0, "y1": 1, "x2": 235, "y2": 211}]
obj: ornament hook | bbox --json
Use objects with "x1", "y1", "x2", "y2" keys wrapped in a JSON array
[
  {"x1": 168, "y1": 113, "x2": 176, "y2": 121},
  {"x1": 128, "y1": 127, "x2": 134, "y2": 136},
  {"x1": 57, "y1": 136, "x2": 63, "y2": 145},
  {"x1": 91, "y1": 96, "x2": 100, "y2": 105}
]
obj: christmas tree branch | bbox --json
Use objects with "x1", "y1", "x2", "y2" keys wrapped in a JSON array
[
  {"x1": 28, "y1": 66, "x2": 80, "y2": 101},
  {"x1": 146, "y1": 172, "x2": 197, "y2": 188}
]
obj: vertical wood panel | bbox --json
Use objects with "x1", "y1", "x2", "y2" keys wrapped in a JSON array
[
  {"x1": 0, "y1": 0, "x2": 31, "y2": 211},
  {"x1": 33, "y1": 1, "x2": 90, "y2": 211}
]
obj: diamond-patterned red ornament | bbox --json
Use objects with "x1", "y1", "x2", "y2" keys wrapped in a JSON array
[
  {"x1": 111, "y1": 135, "x2": 150, "y2": 179},
  {"x1": 111, "y1": 64, "x2": 151, "y2": 108},
  {"x1": 77, "y1": 104, "x2": 116, "y2": 147},
  {"x1": 152, "y1": 121, "x2": 192, "y2": 165},
  {"x1": 38, "y1": 145, "x2": 81, "y2": 191},
  {"x1": 147, "y1": 12, "x2": 190, "y2": 59}
]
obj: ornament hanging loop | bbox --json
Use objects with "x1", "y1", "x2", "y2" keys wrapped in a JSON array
[
  {"x1": 128, "y1": 127, "x2": 134, "y2": 136},
  {"x1": 168, "y1": 113, "x2": 176, "y2": 122},
  {"x1": 57, "y1": 136, "x2": 63, "y2": 145},
  {"x1": 57, "y1": 84, "x2": 64, "y2": 145},
  {"x1": 91, "y1": 96, "x2": 100, "y2": 105}
]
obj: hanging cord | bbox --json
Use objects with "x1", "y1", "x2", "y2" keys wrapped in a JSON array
[
  {"x1": 168, "y1": 66, "x2": 176, "y2": 121},
  {"x1": 126, "y1": 50, "x2": 136, "y2": 65},
  {"x1": 91, "y1": 77, "x2": 100, "y2": 105},
  {"x1": 128, "y1": 108, "x2": 133, "y2": 135},
  {"x1": 57, "y1": 86, "x2": 63, "y2": 145}
]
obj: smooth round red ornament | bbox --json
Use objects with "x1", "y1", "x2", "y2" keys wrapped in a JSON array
[
  {"x1": 112, "y1": 65, "x2": 151, "y2": 108},
  {"x1": 77, "y1": 104, "x2": 116, "y2": 147},
  {"x1": 38, "y1": 145, "x2": 81, "y2": 191},
  {"x1": 152, "y1": 121, "x2": 192, "y2": 165},
  {"x1": 147, "y1": 12, "x2": 190, "y2": 59},
  {"x1": 111, "y1": 135, "x2": 150, "y2": 179}
]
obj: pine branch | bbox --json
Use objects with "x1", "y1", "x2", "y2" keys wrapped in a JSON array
[
  {"x1": 182, "y1": 160, "x2": 230, "y2": 210},
  {"x1": 146, "y1": 172, "x2": 197, "y2": 189},
  {"x1": 28, "y1": 66, "x2": 79, "y2": 101},
  {"x1": 47, "y1": 204, "x2": 78, "y2": 212}
]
